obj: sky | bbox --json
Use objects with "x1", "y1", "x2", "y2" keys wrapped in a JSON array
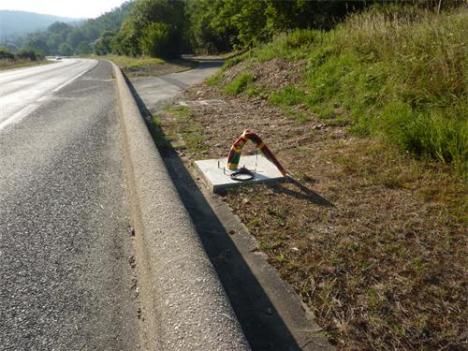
[{"x1": 0, "y1": 0, "x2": 128, "y2": 19}]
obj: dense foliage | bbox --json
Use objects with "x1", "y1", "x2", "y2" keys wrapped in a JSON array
[
  {"x1": 113, "y1": 0, "x2": 186, "y2": 58},
  {"x1": 0, "y1": 47, "x2": 43, "y2": 61},
  {"x1": 20, "y1": 0, "x2": 464, "y2": 57},
  {"x1": 21, "y1": 1, "x2": 133, "y2": 56}
]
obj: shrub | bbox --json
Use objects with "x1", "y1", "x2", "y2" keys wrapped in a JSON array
[
  {"x1": 16, "y1": 49, "x2": 42, "y2": 61},
  {"x1": 0, "y1": 48, "x2": 15, "y2": 60},
  {"x1": 140, "y1": 22, "x2": 173, "y2": 58}
]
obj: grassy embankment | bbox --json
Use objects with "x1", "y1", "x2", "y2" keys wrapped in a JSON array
[
  {"x1": 157, "y1": 6, "x2": 467, "y2": 350},
  {"x1": 212, "y1": 6, "x2": 468, "y2": 174},
  {"x1": 99, "y1": 54, "x2": 163, "y2": 69},
  {"x1": 94, "y1": 54, "x2": 196, "y2": 77}
]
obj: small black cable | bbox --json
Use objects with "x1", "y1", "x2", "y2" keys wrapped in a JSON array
[{"x1": 230, "y1": 167, "x2": 255, "y2": 182}]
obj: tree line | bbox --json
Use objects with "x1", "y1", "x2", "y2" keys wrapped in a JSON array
[
  {"x1": 18, "y1": 0, "x2": 464, "y2": 58},
  {"x1": 19, "y1": 1, "x2": 133, "y2": 56}
]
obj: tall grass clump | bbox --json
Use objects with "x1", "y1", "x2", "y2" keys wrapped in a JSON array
[
  {"x1": 252, "y1": 29, "x2": 325, "y2": 62},
  {"x1": 224, "y1": 72, "x2": 254, "y2": 95},
  {"x1": 315, "y1": 7, "x2": 467, "y2": 172}
]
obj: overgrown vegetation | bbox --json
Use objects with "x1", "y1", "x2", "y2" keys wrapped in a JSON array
[
  {"x1": 214, "y1": 6, "x2": 468, "y2": 173},
  {"x1": 156, "y1": 26, "x2": 467, "y2": 348},
  {"x1": 224, "y1": 72, "x2": 254, "y2": 95},
  {"x1": 157, "y1": 75, "x2": 467, "y2": 350},
  {"x1": 94, "y1": 54, "x2": 163, "y2": 69},
  {"x1": 20, "y1": 1, "x2": 134, "y2": 56},
  {"x1": 0, "y1": 47, "x2": 45, "y2": 70},
  {"x1": 19, "y1": 0, "x2": 464, "y2": 59}
]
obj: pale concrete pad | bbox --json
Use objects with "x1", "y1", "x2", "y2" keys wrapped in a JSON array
[
  {"x1": 178, "y1": 99, "x2": 226, "y2": 107},
  {"x1": 195, "y1": 154, "x2": 285, "y2": 193}
]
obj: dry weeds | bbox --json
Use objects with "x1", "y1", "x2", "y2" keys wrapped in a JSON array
[{"x1": 156, "y1": 68, "x2": 467, "y2": 350}]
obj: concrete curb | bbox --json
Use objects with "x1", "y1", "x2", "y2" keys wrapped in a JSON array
[{"x1": 111, "y1": 62, "x2": 250, "y2": 350}]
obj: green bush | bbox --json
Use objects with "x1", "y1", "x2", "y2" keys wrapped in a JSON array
[
  {"x1": 16, "y1": 49, "x2": 42, "y2": 61},
  {"x1": 140, "y1": 22, "x2": 173, "y2": 58},
  {"x1": 0, "y1": 48, "x2": 15, "y2": 60}
]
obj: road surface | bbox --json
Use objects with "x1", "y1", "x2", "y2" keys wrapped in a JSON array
[
  {"x1": 130, "y1": 59, "x2": 222, "y2": 112},
  {"x1": 0, "y1": 59, "x2": 140, "y2": 350},
  {"x1": 0, "y1": 58, "x2": 224, "y2": 351}
]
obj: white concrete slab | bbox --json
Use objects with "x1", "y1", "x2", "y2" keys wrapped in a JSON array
[{"x1": 195, "y1": 154, "x2": 285, "y2": 193}]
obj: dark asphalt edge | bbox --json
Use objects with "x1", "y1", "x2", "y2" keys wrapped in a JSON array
[{"x1": 111, "y1": 61, "x2": 251, "y2": 350}]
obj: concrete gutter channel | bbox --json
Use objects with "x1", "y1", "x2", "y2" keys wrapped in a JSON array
[{"x1": 112, "y1": 62, "x2": 251, "y2": 350}]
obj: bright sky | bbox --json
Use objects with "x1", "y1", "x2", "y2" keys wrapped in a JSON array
[{"x1": 0, "y1": 0, "x2": 128, "y2": 19}]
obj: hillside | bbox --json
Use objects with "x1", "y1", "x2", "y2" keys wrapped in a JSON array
[
  {"x1": 214, "y1": 6, "x2": 468, "y2": 173},
  {"x1": 0, "y1": 10, "x2": 80, "y2": 43},
  {"x1": 20, "y1": 1, "x2": 133, "y2": 56},
  {"x1": 154, "y1": 6, "x2": 467, "y2": 350},
  {"x1": 20, "y1": 1, "x2": 465, "y2": 58}
]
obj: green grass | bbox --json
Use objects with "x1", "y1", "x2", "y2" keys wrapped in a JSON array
[
  {"x1": 165, "y1": 105, "x2": 190, "y2": 119},
  {"x1": 162, "y1": 105, "x2": 207, "y2": 154},
  {"x1": 206, "y1": 71, "x2": 222, "y2": 86},
  {"x1": 269, "y1": 86, "x2": 307, "y2": 106},
  {"x1": 269, "y1": 87, "x2": 310, "y2": 123},
  {"x1": 223, "y1": 72, "x2": 254, "y2": 95},
  {"x1": 250, "y1": 29, "x2": 324, "y2": 62},
  {"x1": 91, "y1": 54, "x2": 164, "y2": 70},
  {"x1": 217, "y1": 6, "x2": 468, "y2": 173}
]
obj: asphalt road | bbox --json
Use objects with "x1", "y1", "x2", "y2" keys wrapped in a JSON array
[
  {"x1": 130, "y1": 59, "x2": 222, "y2": 113},
  {"x1": 0, "y1": 60, "x2": 140, "y2": 350}
]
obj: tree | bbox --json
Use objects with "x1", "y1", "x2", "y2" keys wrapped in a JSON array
[
  {"x1": 23, "y1": 33, "x2": 48, "y2": 56},
  {"x1": 46, "y1": 33, "x2": 62, "y2": 54},
  {"x1": 186, "y1": 0, "x2": 239, "y2": 53},
  {"x1": 58, "y1": 42, "x2": 73, "y2": 56},
  {"x1": 114, "y1": 0, "x2": 186, "y2": 58},
  {"x1": 0, "y1": 48, "x2": 15, "y2": 60},
  {"x1": 19, "y1": 1, "x2": 134, "y2": 55},
  {"x1": 76, "y1": 41, "x2": 92, "y2": 55},
  {"x1": 113, "y1": 20, "x2": 142, "y2": 56},
  {"x1": 140, "y1": 22, "x2": 172, "y2": 58},
  {"x1": 67, "y1": 29, "x2": 85, "y2": 49},
  {"x1": 16, "y1": 49, "x2": 41, "y2": 61},
  {"x1": 94, "y1": 31, "x2": 116, "y2": 55}
]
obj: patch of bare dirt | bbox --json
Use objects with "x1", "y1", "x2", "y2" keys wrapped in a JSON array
[
  {"x1": 252, "y1": 58, "x2": 306, "y2": 90},
  {"x1": 157, "y1": 79, "x2": 467, "y2": 350},
  {"x1": 222, "y1": 58, "x2": 306, "y2": 90}
]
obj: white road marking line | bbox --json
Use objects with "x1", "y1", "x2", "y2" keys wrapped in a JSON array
[
  {"x1": 0, "y1": 103, "x2": 40, "y2": 131},
  {"x1": 0, "y1": 60, "x2": 99, "y2": 132},
  {"x1": 52, "y1": 61, "x2": 98, "y2": 93}
]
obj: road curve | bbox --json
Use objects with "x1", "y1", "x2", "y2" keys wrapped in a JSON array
[{"x1": 0, "y1": 60, "x2": 140, "y2": 350}]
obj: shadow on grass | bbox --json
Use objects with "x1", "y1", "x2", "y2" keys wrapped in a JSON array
[
  {"x1": 281, "y1": 176, "x2": 335, "y2": 207},
  {"x1": 125, "y1": 75, "x2": 305, "y2": 350}
]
